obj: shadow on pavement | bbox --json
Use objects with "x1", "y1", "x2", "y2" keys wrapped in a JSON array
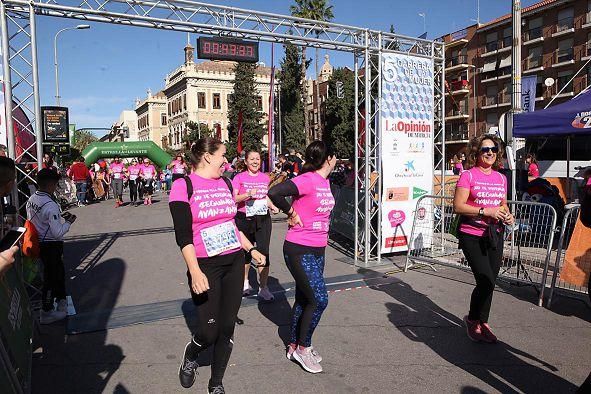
[
  {"x1": 32, "y1": 257, "x2": 126, "y2": 394},
  {"x1": 368, "y1": 276, "x2": 578, "y2": 393},
  {"x1": 257, "y1": 276, "x2": 292, "y2": 346}
]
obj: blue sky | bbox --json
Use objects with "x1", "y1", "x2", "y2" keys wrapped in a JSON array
[{"x1": 33, "y1": 0, "x2": 539, "y2": 133}]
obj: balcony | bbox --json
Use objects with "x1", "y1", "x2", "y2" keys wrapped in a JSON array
[
  {"x1": 497, "y1": 36, "x2": 512, "y2": 53},
  {"x1": 445, "y1": 107, "x2": 470, "y2": 121},
  {"x1": 552, "y1": 16, "x2": 575, "y2": 37},
  {"x1": 481, "y1": 95, "x2": 498, "y2": 110},
  {"x1": 524, "y1": 56, "x2": 544, "y2": 73},
  {"x1": 446, "y1": 79, "x2": 470, "y2": 95},
  {"x1": 445, "y1": 127, "x2": 469, "y2": 143},
  {"x1": 553, "y1": 48, "x2": 575, "y2": 68},
  {"x1": 583, "y1": 13, "x2": 591, "y2": 29},
  {"x1": 446, "y1": 54, "x2": 470, "y2": 71},
  {"x1": 523, "y1": 27, "x2": 544, "y2": 45},
  {"x1": 581, "y1": 44, "x2": 591, "y2": 61}
]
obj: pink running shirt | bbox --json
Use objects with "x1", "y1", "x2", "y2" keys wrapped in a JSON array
[
  {"x1": 528, "y1": 163, "x2": 540, "y2": 178},
  {"x1": 110, "y1": 162, "x2": 125, "y2": 180},
  {"x1": 171, "y1": 160, "x2": 186, "y2": 175},
  {"x1": 286, "y1": 171, "x2": 335, "y2": 247},
  {"x1": 169, "y1": 174, "x2": 241, "y2": 258},
  {"x1": 140, "y1": 164, "x2": 156, "y2": 179},
  {"x1": 232, "y1": 171, "x2": 270, "y2": 215},
  {"x1": 128, "y1": 165, "x2": 141, "y2": 181},
  {"x1": 456, "y1": 167, "x2": 507, "y2": 237}
]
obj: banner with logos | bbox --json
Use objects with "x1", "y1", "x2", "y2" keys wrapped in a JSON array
[
  {"x1": 380, "y1": 53, "x2": 434, "y2": 253},
  {"x1": 521, "y1": 75, "x2": 537, "y2": 113}
]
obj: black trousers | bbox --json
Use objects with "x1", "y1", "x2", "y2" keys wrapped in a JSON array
[
  {"x1": 459, "y1": 231, "x2": 504, "y2": 323},
  {"x1": 234, "y1": 212, "x2": 271, "y2": 267},
  {"x1": 129, "y1": 180, "x2": 139, "y2": 202},
  {"x1": 185, "y1": 250, "x2": 244, "y2": 387},
  {"x1": 40, "y1": 241, "x2": 66, "y2": 312}
]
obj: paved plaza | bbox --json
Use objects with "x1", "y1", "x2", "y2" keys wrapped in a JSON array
[{"x1": 31, "y1": 194, "x2": 590, "y2": 393}]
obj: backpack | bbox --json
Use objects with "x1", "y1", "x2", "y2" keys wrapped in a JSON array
[{"x1": 22, "y1": 201, "x2": 50, "y2": 258}]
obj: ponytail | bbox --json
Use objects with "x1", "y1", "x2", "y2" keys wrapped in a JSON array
[{"x1": 300, "y1": 140, "x2": 334, "y2": 174}]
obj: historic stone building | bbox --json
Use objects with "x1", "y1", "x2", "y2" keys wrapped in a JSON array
[{"x1": 134, "y1": 89, "x2": 167, "y2": 148}]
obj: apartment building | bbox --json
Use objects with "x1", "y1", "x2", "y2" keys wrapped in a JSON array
[{"x1": 440, "y1": 0, "x2": 591, "y2": 160}]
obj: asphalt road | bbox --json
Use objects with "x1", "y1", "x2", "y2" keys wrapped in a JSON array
[{"x1": 31, "y1": 194, "x2": 591, "y2": 393}]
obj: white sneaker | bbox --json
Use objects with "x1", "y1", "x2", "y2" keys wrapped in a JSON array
[
  {"x1": 243, "y1": 281, "x2": 253, "y2": 296},
  {"x1": 56, "y1": 299, "x2": 68, "y2": 313},
  {"x1": 40, "y1": 309, "x2": 67, "y2": 325},
  {"x1": 257, "y1": 287, "x2": 275, "y2": 301},
  {"x1": 292, "y1": 346, "x2": 323, "y2": 373}
]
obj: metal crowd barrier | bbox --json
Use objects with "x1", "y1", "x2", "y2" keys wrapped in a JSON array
[
  {"x1": 547, "y1": 204, "x2": 590, "y2": 307},
  {"x1": 405, "y1": 195, "x2": 558, "y2": 307}
]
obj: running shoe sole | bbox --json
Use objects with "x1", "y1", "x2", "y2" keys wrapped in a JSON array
[{"x1": 178, "y1": 342, "x2": 198, "y2": 388}]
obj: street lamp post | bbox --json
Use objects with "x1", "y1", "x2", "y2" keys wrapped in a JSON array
[
  {"x1": 418, "y1": 12, "x2": 426, "y2": 34},
  {"x1": 54, "y1": 24, "x2": 90, "y2": 106}
]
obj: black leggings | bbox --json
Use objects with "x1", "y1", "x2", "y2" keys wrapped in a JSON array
[
  {"x1": 40, "y1": 241, "x2": 66, "y2": 312},
  {"x1": 459, "y1": 231, "x2": 504, "y2": 323},
  {"x1": 235, "y1": 212, "x2": 271, "y2": 267},
  {"x1": 283, "y1": 240, "x2": 328, "y2": 347},
  {"x1": 129, "y1": 180, "x2": 139, "y2": 202},
  {"x1": 184, "y1": 250, "x2": 244, "y2": 387}
]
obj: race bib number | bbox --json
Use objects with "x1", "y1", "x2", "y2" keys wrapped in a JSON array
[
  {"x1": 129, "y1": 175, "x2": 138, "y2": 181},
  {"x1": 200, "y1": 222, "x2": 240, "y2": 257},
  {"x1": 114, "y1": 172, "x2": 121, "y2": 179},
  {"x1": 246, "y1": 199, "x2": 268, "y2": 217},
  {"x1": 174, "y1": 167, "x2": 185, "y2": 174}
]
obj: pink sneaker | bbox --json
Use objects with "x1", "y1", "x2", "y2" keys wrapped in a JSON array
[
  {"x1": 480, "y1": 322, "x2": 498, "y2": 343},
  {"x1": 463, "y1": 316, "x2": 488, "y2": 342}
]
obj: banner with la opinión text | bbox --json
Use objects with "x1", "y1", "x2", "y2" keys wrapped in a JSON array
[{"x1": 380, "y1": 53, "x2": 434, "y2": 253}]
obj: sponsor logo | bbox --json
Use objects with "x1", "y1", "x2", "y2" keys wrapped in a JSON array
[
  {"x1": 572, "y1": 111, "x2": 591, "y2": 128},
  {"x1": 386, "y1": 187, "x2": 409, "y2": 202},
  {"x1": 388, "y1": 210, "x2": 406, "y2": 227},
  {"x1": 384, "y1": 119, "x2": 432, "y2": 138},
  {"x1": 413, "y1": 187, "x2": 428, "y2": 199},
  {"x1": 408, "y1": 142, "x2": 426, "y2": 153},
  {"x1": 404, "y1": 160, "x2": 416, "y2": 172},
  {"x1": 417, "y1": 207, "x2": 427, "y2": 220},
  {"x1": 384, "y1": 236, "x2": 408, "y2": 248}
]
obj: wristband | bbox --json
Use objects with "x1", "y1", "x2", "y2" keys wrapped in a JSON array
[
  {"x1": 248, "y1": 246, "x2": 258, "y2": 254},
  {"x1": 478, "y1": 207, "x2": 484, "y2": 218}
]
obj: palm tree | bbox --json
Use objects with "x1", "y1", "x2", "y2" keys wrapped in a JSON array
[{"x1": 290, "y1": 0, "x2": 334, "y2": 142}]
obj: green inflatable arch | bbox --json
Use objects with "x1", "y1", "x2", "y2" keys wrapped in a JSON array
[{"x1": 81, "y1": 141, "x2": 173, "y2": 168}]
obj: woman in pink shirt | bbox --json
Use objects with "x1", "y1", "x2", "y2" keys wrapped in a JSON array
[
  {"x1": 268, "y1": 141, "x2": 336, "y2": 374},
  {"x1": 127, "y1": 159, "x2": 141, "y2": 206},
  {"x1": 169, "y1": 138, "x2": 265, "y2": 393},
  {"x1": 453, "y1": 135, "x2": 515, "y2": 343},
  {"x1": 232, "y1": 149, "x2": 279, "y2": 301},
  {"x1": 139, "y1": 158, "x2": 156, "y2": 205},
  {"x1": 168, "y1": 154, "x2": 188, "y2": 183},
  {"x1": 109, "y1": 156, "x2": 125, "y2": 207}
]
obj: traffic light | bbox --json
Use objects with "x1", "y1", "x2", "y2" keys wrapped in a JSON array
[{"x1": 336, "y1": 81, "x2": 344, "y2": 99}]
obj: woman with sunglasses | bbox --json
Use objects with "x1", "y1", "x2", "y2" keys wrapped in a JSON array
[{"x1": 453, "y1": 134, "x2": 515, "y2": 343}]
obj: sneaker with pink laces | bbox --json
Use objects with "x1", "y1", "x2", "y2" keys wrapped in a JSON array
[
  {"x1": 480, "y1": 322, "x2": 498, "y2": 343},
  {"x1": 463, "y1": 316, "x2": 487, "y2": 342}
]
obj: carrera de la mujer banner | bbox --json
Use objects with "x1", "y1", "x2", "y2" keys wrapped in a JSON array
[{"x1": 380, "y1": 53, "x2": 434, "y2": 253}]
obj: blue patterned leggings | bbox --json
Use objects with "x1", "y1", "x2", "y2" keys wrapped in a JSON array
[{"x1": 283, "y1": 241, "x2": 328, "y2": 347}]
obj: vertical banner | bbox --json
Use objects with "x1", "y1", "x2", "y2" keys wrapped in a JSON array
[
  {"x1": 380, "y1": 53, "x2": 434, "y2": 253},
  {"x1": 521, "y1": 75, "x2": 537, "y2": 113},
  {"x1": 268, "y1": 43, "x2": 275, "y2": 171}
]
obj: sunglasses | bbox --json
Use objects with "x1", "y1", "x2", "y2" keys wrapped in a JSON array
[{"x1": 480, "y1": 146, "x2": 499, "y2": 154}]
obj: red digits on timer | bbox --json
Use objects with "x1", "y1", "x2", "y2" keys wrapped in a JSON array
[
  {"x1": 246, "y1": 46, "x2": 253, "y2": 57},
  {"x1": 238, "y1": 45, "x2": 245, "y2": 56},
  {"x1": 230, "y1": 44, "x2": 236, "y2": 55},
  {"x1": 203, "y1": 42, "x2": 210, "y2": 54}
]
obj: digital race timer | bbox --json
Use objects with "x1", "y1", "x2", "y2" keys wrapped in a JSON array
[{"x1": 197, "y1": 37, "x2": 259, "y2": 63}]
